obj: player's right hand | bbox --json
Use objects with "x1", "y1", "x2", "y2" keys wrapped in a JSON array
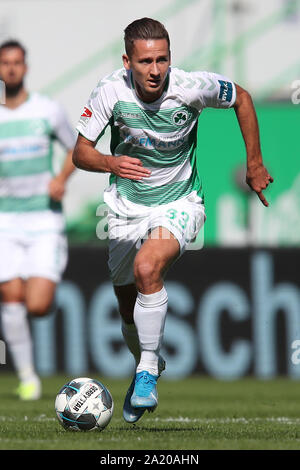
[{"x1": 108, "y1": 155, "x2": 151, "y2": 180}]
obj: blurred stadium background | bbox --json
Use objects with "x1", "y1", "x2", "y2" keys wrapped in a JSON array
[{"x1": 1, "y1": 0, "x2": 300, "y2": 381}]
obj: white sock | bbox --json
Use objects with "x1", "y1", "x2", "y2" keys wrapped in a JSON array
[
  {"x1": 0, "y1": 302, "x2": 38, "y2": 383},
  {"x1": 133, "y1": 287, "x2": 168, "y2": 376},
  {"x1": 121, "y1": 321, "x2": 140, "y2": 366}
]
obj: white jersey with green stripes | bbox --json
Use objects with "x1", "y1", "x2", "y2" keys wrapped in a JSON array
[
  {"x1": 76, "y1": 67, "x2": 236, "y2": 217},
  {"x1": 0, "y1": 92, "x2": 75, "y2": 214}
]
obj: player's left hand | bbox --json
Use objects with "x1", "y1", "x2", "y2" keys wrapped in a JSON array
[
  {"x1": 48, "y1": 175, "x2": 66, "y2": 201},
  {"x1": 246, "y1": 163, "x2": 274, "y2": 207}
]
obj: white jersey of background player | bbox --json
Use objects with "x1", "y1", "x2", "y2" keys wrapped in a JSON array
[
  {"x1": 0, "y1": 40, "x2": 76, "y2": 400},
  {"x1": 73, "y1": 18, "x2": 273, "y2": 424}
]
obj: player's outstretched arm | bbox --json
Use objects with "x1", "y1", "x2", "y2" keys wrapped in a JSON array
[
  {"x1": 233, "y1": 84, "x2": 273, "y2": 207},
  {"x1": 72, "y1": 134, "x2": 151, "y2": 181}
]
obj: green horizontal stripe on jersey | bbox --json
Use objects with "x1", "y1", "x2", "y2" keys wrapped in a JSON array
[
  {"x1": 115, "y1": 142, "x2": 191, "y2": 168},
  {"x1": 0, "y1": 118, "x2": 51, "y2": 139},
  {"x1": 0, "y1": 195, "x2": 62, "y2": 212},
  {"x1": 0, "y1": 155, "x2": 52, "y2": 177},
  {"x1": 113, "y1": 101, "x2": 198, "y2": 133},
  {"x1": 116, "y1": 178, "x2": 194, "y2": 206}
]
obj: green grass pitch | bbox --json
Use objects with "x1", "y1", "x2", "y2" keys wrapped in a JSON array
[{"x1": 0, "y1": 373, "x2": 300, "y2": 450}]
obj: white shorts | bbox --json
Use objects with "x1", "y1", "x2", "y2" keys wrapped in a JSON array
[
  {"x1": 107, "y1": 193, "x2": 205, "y2": 286},
  {"x1": 0, "y1": 211, "x2": 68, "y2": 284}
]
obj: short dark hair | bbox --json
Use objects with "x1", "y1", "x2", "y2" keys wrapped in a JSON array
[
  {"x1": 0, "y1": 40, "x2": 26, "y2": 60},
  {"x1": 124, "y1": 17, "x2": 170, "y2": 57}
]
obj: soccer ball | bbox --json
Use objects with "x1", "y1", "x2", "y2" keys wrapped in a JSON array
[{"x1": 55, "y1": 377, "x2": 114, "y2": 431}]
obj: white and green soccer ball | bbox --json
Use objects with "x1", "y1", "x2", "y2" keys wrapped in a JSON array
[{"x1": 55, "y1": 377, "x2": 114, "y2": 431}]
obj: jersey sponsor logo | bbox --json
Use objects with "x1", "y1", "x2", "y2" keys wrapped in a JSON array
[
  {"x1": 0, "y1": 143, "x2": 46, "y2": 156},
  {"x1": 218, "y1": 80, "x2": 233, "y2": 103},
  {"x1": 121, "y1": 130, "x2": 186, "y2": 150},
  {"x1": 119, "y1": 112, "x2": 141, "y2": 119},
  {"x1": 172, "y1": 110, "x2": 189, "y2": 126},
  {"x1": 81, "y1": 107, "x2": 92, "y2": 118}
]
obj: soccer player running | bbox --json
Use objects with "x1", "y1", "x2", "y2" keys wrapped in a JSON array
[
  {"x1": 0, "y1": 41, "x2": 76, "y2": 400},
  {"x1": 73, "y1": 18, "x2": 273, "y2": 423}
]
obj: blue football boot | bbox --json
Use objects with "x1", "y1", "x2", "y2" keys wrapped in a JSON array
[
  {"x1": 130, "y1": 371, "x2": 158, "y2": 409},
  {"x1": 123, "y1": 356, "x2": 165, "y2": 423}
]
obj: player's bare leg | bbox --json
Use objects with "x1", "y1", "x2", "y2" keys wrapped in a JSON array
[
  {"x1": 25, "y1": 277, "x2": 57, "y2": 317},
  {"x1": 134, "y1": 226, "x2": 180, "y2": 294},
  {"x1": 0, "y1": 278, "x2": 41, "y2": 399},
  {"x1": 0, "y1": 278, "x2": 25, "y2": 303},
  {"x1": 129, "y1": 227, "x2": 179, "y2": 411}
]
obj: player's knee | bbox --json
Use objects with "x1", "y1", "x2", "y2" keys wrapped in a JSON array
[
  {"x1": 0, "y1": 281, "x2": 25, "y2": 303},
  {"x1": 26, "y1": 300, "x2": 52, "y2": 317},
  {"x1": 0, "y1": 291, "x2": 24, "y2": 303},
  {"x1": 134, "y1": 259, "x2": 160, "y2": 287}
]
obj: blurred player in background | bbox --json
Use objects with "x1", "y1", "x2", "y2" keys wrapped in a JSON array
[
  {"x1": 73, "y1": 18, "x2": 273, "y2": 422},
  {"x1": 0, "y1": 40, "x2": 76, "y2": 400}
]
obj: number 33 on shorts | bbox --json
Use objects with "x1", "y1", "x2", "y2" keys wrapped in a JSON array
[
  {"x1": 163, "y1": 200, "x2": 206, "y2": 251},
  {"x1": 165, "y1": 208, "x2": 190, "y2": 230}
]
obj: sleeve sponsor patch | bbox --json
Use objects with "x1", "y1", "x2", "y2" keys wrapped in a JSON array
[
  {"x1": 81, "y1": 107, "x2": 92, "y2": 118},
  {"x1": 218, "y1": 80, "x2": 233, "y2": 103},
  {"x1": 79, "y1": 107, "x2": 92, "y2": 126}
]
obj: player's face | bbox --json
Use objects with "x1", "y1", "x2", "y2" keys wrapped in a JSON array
[
  {"x1": 123, "y1": 39, "x2": 170, "y2": 103},
  {"x1": 0, "y1": 47, "x2": 27, "y2": 88}
]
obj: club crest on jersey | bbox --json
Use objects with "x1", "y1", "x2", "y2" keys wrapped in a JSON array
[{"x1": 172, "y1": 110, "x2": 189, "y2": 126}]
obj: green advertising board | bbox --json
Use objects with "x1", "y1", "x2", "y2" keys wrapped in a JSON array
[{"x1": 196, "y1": 102, "x2": 300, "y2": 246}]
